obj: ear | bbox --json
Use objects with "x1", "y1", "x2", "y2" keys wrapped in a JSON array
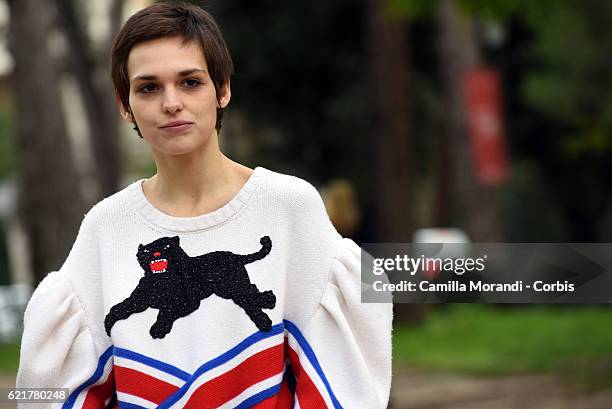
[
  {"x1": 171, "y1": 236, "x2": 180, "y2": 245},
  {"x1": 138, "y1": 243, "x2": 143, "y2": 250},
  {"x1": 116, "y1": 93, "x2": 134, "y2": 122},
  {"x1": 217, "y1": 80, "x2": 231, "y2": 109}
]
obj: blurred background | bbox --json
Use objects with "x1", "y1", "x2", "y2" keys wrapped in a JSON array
[{"x1": 0, "y1": 0, "x2": 611, "y2": 407}]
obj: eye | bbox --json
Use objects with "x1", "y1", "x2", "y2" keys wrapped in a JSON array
[
  {"x1": 137, "y1": 83, "x2": 158, "y2": 93},
  {"x1": 182, "y1": 78, "x2": 202, "y2": 88},
  {"x1": 143, "y1": 249, "x2": 149, "y2": 253},
  {"x1": 164, "y1": 245, "x2": 170, "y2": 249}
]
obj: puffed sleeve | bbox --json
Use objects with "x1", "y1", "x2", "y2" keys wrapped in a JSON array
[
  {"x1": 17, "y1": 271, "x2": 115, "y2": 409},
  {"x1": 285, "y1": 238, "x2": 393, "y2": 409}
]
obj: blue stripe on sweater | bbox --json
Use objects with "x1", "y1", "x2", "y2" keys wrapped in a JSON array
[
  {"x1": 118, "y1": 401, "x2": 148, "y2": 409},
  {"x1": 113, "y1": 346, "x2": 191, "y2": 381},
  {"x1": 63, "y1": 345, "x2": 113, "y2": 409},
  {"x1": 235, "y1": 383, "x2": 282, "y2": 409},
  {"x1": 284, "y1": 319, "x2": 343, "y2": 409}
]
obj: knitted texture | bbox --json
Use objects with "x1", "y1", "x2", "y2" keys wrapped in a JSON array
[{"x1": 17, "y1": 167, "x2": 393, "y2": 409}]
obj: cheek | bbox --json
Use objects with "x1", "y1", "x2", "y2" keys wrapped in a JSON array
[
  {"x1": 127, "y1": 93, "x2": 137, "y2": 118},
  {"x1": 128, "y1": 94, "x2": 155, "y2": 122},
  {"x1": 128, "y1": 97, "x2": 142, "y2": 119},
  {"x1": 195, "y1": 94, "x2": 220, "y2": 123}
]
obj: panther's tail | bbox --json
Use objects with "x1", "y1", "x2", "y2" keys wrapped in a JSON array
[{"x1": 240, "y1": 236, "x2": 272, "y2": 264}]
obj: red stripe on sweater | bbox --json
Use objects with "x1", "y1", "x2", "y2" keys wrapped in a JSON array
[
  {"x1": 287, "y1": 345, "x2": 328, "y2": 408},
  {"x1": 184, "y1": 343, "x2": 285, "y2": 408},
  {"x1": 115, "y1": 366, "x2": 179, "y2": 404},
  {"x1": 82, "y1": 368, "x2": 115, "y2": 409}
]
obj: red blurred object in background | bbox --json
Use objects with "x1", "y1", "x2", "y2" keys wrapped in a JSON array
[{"x1": 463, "y1": 67, "x2": 509, "y2": 186}]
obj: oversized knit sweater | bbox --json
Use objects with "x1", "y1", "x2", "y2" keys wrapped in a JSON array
[{"x1": 17, "y1": 167, "x2": 393, "y2": 409}]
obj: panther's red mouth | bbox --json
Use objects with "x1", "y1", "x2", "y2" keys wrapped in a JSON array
[{"x1": 150, "y1": 258, "x2": 168, "y2": 273}]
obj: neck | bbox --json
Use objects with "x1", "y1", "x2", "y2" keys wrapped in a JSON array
[{"x1": 143, "y1": 131, "x2": 252, "y2": 216}]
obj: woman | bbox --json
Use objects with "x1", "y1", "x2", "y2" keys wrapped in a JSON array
[{"x1": 17, "y1": 2, "x2": 392, "y2": 408}]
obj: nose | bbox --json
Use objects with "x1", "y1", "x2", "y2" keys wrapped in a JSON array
[
  {"x1": 162, "y1": 88, "x2": 183, "y2": 114},
  {"x1": 153, "y1": 251, "x2": 161, "y2": 257}
]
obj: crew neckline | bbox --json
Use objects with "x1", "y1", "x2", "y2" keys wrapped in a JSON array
[{"x1": 127, "y1": 166, "x2": 266, "y2": 232}]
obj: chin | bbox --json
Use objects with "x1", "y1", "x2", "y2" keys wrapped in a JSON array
[
  {"x1": 152, "y1": 141, "x2": 208, "y2": 157},
  {"x1": 144, "y1": 128, "x2": 214, "y2": 156}
]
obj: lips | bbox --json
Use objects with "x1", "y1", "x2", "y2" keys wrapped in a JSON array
[
  {"x1": 150, "y1": 258, "x2": 168, "y2": 273},
  {"x1": 159, "y1": 120, "x2": 194, "y2": 133}
]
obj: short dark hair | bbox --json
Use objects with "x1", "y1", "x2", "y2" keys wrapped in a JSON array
[{"x1": 110, "y1": 1, "x2": 234, "y2": 135}]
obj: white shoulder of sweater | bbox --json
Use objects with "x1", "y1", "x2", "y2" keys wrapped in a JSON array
[{"x1": 16, "y1": 270, "x2": 113, "y2": 392}]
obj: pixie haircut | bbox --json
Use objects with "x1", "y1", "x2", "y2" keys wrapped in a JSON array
[{"x1": 110, "y1": 1, "x2": 234, "y2": 134}]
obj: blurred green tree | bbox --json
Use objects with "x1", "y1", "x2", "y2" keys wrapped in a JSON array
[
  {"x1": 393, "y1": 0, "x2": 612, "y2": 241},
  {"x1": 204, "y1": 0, "x2": 374, "y2": 181},
  {"x1": 0, "y1": 103, "x2": 15, "y2": 180}
]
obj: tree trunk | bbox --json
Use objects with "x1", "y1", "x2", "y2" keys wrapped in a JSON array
[
  {"x1": 367, "y1": 0, "x2": 426, "y2": 323},
  {"x1": 437, "y1": 0, "x2": 502, "y2": 242},
  {"x1": 367, "y1": 0, "x2": 413, "y2": 243},
  {"x1": 8, "y1": 0, "x2": 87, "y2": 285},
  {"x1": 55, "y1": 0, "x2": 122, "y2": 198},
  {"x1": 109, "y1": 0, "x2": 125, "y2": 42}
]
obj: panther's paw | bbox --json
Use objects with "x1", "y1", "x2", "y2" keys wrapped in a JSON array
[
  {"x1": 256, "y1": 315, "x2": 272, "y2": 332},
  {"x1": 149, "y1": 322, "x2": 171, "y2": 339},
  {"x1": 259, "y1": 290, "x2": 276, "y2": 309}
]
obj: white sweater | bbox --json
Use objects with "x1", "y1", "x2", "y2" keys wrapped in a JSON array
[{"x1": 17, "y1": 167, "x2": 392, "y2": 409}]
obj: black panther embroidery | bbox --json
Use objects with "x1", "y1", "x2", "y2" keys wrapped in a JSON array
[{"x1": 104, "y1": 236, "x2": 276, "y2": 339}]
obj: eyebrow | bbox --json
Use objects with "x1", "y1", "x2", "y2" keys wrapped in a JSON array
[{"x1": 131, "y1": 68, "x2": 208, "y2": 82}]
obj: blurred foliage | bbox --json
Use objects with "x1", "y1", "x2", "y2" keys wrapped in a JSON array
[
  {"x1": 506, "y1": 1, "x2": 612, "y2": 241},
  {"x1": 522, "y1": 1, "x2": 612, "y2": 158},
  {"x1": 390, "y1": 0, "x2": 612, "y2": 156},
  {"x1": 394, "y1": 305, "x2": 612, "y2": 388},
  {"x1": 202, "y1": 0, "x2": 373, "y2": 188},
  {"x1": 0, "y1": 341, "x2": 19, "y2": 373},
  {"x1": 0, "y1": 219, "x2": 10, "y2": 285},
  {"x1": 388, "y1": 0, "x2": 557, "y2": 21},
  {"x1": 499, "y1": 161, "x2": 570, "y2": 241},
  {"x1": 0, "y1": 100, "x2": 16, "y2": 179},
  {"x1": 384, "y1": 0, "x2": 612, "y2": 241}
]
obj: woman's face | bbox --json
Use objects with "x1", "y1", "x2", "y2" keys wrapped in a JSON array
[{"x1": 123, "y1": 36, "x2": 230, "y2": 157}]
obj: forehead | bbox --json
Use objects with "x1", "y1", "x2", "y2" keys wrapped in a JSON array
[{"x1": 127, "y1": 36, "x2": 208, "y2": 80}]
